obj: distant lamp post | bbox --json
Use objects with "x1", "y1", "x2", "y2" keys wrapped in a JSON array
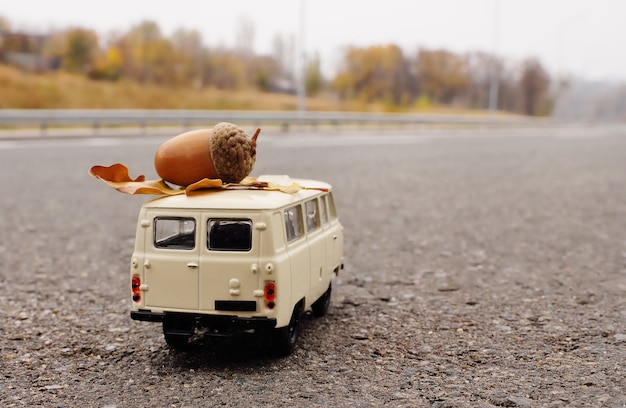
[
  {"x1": 297, "y1": 0, "x2": 307, "y2": 114},
  {"x1": 488, "y1": 0, "x2": 500, "y2": 113}
]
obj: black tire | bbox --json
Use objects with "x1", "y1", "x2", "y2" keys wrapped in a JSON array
[
  {"x1": 272, "y1": 303, "x2": 302, "y2": 356},
  {"x1": 162, "y1": 314, "x2": 194, "y2": 349},
  {"x1": 311, "y1": 284, "x2": 332, "y2": 317}
]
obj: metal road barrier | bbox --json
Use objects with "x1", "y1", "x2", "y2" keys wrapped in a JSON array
[{"x1": 0, "y1": 109, "x2": 549, "y2": 136}]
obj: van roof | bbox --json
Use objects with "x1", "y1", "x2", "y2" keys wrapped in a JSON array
[{"x1": 142, "y1": 175, "x2": 332, "y2": 211}]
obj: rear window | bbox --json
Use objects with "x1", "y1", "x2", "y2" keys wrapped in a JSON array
[
  {"x1": 208, "y1": 219, "x2": 252, "y2": 251},
  {"x1": 154, "y1": 217, "x2": 196, "y2": 250}
]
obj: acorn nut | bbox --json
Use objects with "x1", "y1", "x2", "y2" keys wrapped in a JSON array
[{"x1": 154, "y1": 122, "x2": 259, "y2": 186}]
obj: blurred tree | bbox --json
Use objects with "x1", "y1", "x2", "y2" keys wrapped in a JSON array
[
  {"x1": 204, "y1": 49, "x2": 247, "y2": 90},
  {"x1": 90, "y1": 47, "x2": 123, "y2": 80},
  {"x1": 171, "y1": 28, "x2": 203, "y2": 56},
  {"x1": 3, "y1": 33, "x2": 30, "y2": 52},
  {"x1": 115, "y1": 21, "x2": 182, "y2": 86},
  {"x1": 334, "y1": 44, "x2": 412, "y2": 106},
  {"x1": 234, "y1": 15, "x2": 258, "y2": 87},
  {"x1": 112, "y1": 34, "x2": 138, "y2": 81},
  {"x1": 149, "y1": 38, "x2": 184, "y2": 85},
  {"x1": 305, "y1": 52, "x2": 324, "y2": 96},
  {"x1": 129, "y1": 21, "x2": 164, "y2": 84},
  {"x1": 415, "y1": 48, "x2": 469, "y2": 105},
  {"x1": 235, "y1": 15, "x2": 256, "y2": 58},
  {"x1": 0, "y1": 15, "x2": 10, "y2": 30},
  {"x1": 52, "y1": 28, "x2": 100, "y2": 73},
  {"x1": 171, "y1": 28, "x2": 205, "y2": 87},
  {"x1": 272, "y1": 33, "x2": 297, "y2": 89},
  {"x1": 518, "y1": 57, "x2": 551, "y2": 115},
  {"x1": 252, "y1": 55, "x2": 281, "y2": 91}
]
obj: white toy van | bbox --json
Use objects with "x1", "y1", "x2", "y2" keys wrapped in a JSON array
[{"x1": 129, "y1": 175, "x2": 344, "y2": 354}]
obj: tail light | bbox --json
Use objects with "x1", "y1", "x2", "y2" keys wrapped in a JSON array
[
  {"x1": 264, "y1": 281, "x2": 276, "y2": 310},
  {"x1": 131, "y1": 275, "x2": 141, "y2": 302}
]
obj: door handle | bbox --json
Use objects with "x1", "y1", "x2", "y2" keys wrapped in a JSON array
[{"x1": 187, "y1": 262, "x2": 198, "y2": 268}]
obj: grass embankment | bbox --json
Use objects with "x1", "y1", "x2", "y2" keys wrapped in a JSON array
[
  {"x1": 0, "y1": 64, "x2": 358, "y2": 111},
  {"x1": 0, "y1": 64, "x2": 491, "y2": 115}
]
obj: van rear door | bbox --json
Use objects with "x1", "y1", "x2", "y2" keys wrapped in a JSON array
[
  {"x1": 143, "y1": 212, "x2": 200, "y2": 311},
  {"x1": 198, "y1": 213, "x2": 262, "y2": 312}
]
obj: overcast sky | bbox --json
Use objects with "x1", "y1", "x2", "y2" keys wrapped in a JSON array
[{"x1": 3, "y1": 0, "x2": 625, "y2": 82}]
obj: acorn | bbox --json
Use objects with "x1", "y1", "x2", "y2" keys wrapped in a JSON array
[{"x1": 154, "y1": 122, "x2": 260, "y2": 186}]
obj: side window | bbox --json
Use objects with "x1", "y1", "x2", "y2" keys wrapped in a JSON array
[
  {"x1": 154, "y1": 217, "x2": 196, "y2": 250},
  {"x1": 319, "y1": 196, "x2": 328, "y2": 226},
  {"x1": 284, "y1": 205, "x2": 304, "y2": 243},
  {"x1": 304, "y1": 199, "x2": 319, "y2": 232},
  {"x1": 208, "y1": 219, "x2": 252, "y2": 251}
]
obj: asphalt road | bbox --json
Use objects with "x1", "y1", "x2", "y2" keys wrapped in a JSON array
[{"x1": 1, "y1": 125, "x2": 625, "y2": 407}]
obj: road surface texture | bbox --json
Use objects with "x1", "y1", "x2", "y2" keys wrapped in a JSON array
[{"x1": 1, "y1": 125, "x2": 625, "y2": 407}]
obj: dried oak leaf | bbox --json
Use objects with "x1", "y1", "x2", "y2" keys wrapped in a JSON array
[
  {"x1": 90, "y1": 163, "x2": 318, "y2": 196},
  {"x1": 89, "y1": 163, "x2": 184, "y2": 195}
]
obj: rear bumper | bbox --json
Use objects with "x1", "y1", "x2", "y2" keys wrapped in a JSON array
[
  {"x1": 131, "y1": 310, "x2": 277, "y2": 332},
  {"x1": 131, "y1": 310, "x2": 165, "y2": 322}
]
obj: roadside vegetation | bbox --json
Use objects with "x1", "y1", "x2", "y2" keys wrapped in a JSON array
[
  {"x1": 0, "y1": 64, "x2": 349, "y2": 111},
  {"x1": 0, "y1": 15, "x2": 552, "y2": 115}
]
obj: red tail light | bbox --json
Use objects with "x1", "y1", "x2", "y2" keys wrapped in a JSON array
[
  {"x1": 264, "y1": 281, "x2": 276, "y2": 309},
  {"x1": 131, "y1": 275, "x2": 141, "y2": 302}
]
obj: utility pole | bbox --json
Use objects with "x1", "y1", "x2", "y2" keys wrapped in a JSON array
[
  {"x1": 488, "y1": 0, "x2": 500, "y2": 113},
  {"x1": 297, "y1": 0, "x2": 307, "y2": 114}
]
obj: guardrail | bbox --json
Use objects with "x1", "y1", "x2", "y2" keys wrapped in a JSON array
[{"x1": 0, "y1": 109, "x2": 550, "y2": 135}]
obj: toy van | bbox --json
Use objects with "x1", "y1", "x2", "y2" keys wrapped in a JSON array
[{"x1": 129, "y1": 175, "x2": 344, "y2": 354}]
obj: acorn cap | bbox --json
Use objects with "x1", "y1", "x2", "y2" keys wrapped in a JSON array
[{"x1": 208, "y1": 122, "x2": 258, "y2": 183}]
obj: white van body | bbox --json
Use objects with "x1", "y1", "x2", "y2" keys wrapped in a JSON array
[{"x1": 129, "y1": 175, "x2": 344, "y2": 354}]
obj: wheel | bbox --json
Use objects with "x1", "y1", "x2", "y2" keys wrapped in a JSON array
[
  {"x1": 162, "y1": 314, "x2": 194, "y2": 349},
  {"x1": 272, "y1": 303, "x2": 302, "y2": 356},
  {"x1": 311, "y1": 284, "x2": 332, "y2": 317}
]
